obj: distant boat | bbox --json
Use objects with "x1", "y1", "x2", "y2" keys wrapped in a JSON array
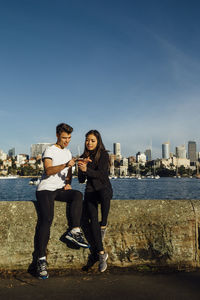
[
  {"x1": 29, "y1": 178, "x2": 41, "y2": 185},
  {"x1": 0, "y1": 175, "x2": 19, "y2": 179},
  {"x1": 109, "y1": 176, "x2": 117, "y2": 179}
]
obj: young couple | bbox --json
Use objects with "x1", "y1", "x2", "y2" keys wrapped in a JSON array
[{"x1": 34, "y1": 123, "x2": 113, "y2": 279}]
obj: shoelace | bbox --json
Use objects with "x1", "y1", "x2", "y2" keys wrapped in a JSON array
[{"x1": 39, "y1": 261, "x2": 47, "y2": 272}]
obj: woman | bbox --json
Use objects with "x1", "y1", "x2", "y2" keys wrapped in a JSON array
[{"x1": 78, "y1": 130, "x2": 113, "y2": 272}]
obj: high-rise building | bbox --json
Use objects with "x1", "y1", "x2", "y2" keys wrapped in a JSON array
[
  {"x1": 176, "y1": 145, "x2": 186, "y2": 159},
  {"x1": 8, "y1": 148, "x2": 15, "y2": 158},
  {"x1": 188, "y1": 141, "x2": 197, "y2": 164},
  {"x1": 145, "y1": 149, "x2": 152, "y2": 161},
  {"x1": 113, "y1": 143, "x2": 121, "y2": 159},
  {"x1": 31, "y1": 143, "x2": 52, "y2": 158},
  {"x1": 162, "y1": 142, "x2": 170, "y2": 159}
]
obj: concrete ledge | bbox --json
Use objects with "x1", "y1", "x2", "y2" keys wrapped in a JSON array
[{"x1": 1, "y1": 200, "x2": 200, "y2": 271}]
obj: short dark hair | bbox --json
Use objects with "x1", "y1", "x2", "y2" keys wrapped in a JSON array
[{"x1": 56, "y1": 123, "x2": 73, "y2": 135}]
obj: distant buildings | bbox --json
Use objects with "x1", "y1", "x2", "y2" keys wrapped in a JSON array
[
  {"x1": 145, "y1": 149, "x2": 152, "y2": 161},
  {"x1": 8, "y1": 148, "x2": 15, "y2": 158},
  {"x1": 162, "y1": 142, "x2": 170, "y2": 159},
  {"x1": 176, "y1": 145, "x2": 186, "y2": 159},
  {"x1": 16, "y1": 154, "x2": 29, "y2": 166},
  {"x1": 136, "y1": 152, "x2": 146, "y2": 165},
  {"x1": 188, "y1": 141, "x2": 197, "y2": 165},
  {"x1": 0, "y1": 149, "x2": 7, "y2": 161},
  {"x1": 31, "y1": 143, "x2": 52, "y2": 158},
  {"x1": 113, "y1": 143, "x2": 121, "y2": 159}
]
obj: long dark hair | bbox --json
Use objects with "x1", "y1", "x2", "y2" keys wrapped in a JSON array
[{"x1": 82, "y1": 130, "x2": 106, "y2": 165}]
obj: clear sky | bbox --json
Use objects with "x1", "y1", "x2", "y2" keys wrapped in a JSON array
[{"x1": 0, "y1": 0, "x2": 200, "y2": 158}]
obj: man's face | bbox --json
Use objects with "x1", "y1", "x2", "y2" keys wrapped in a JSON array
[{"x1": 56, "y1": 132, "x2": 71, "y2": 149}]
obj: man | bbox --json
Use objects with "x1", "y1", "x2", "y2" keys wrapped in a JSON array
[{"x1": 34, "y1": 123, "x2": 88, "y2": 279}]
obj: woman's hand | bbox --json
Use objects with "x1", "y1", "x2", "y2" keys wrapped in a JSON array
[
  {"x1": 78, "y1": 160, "x2": 87, "y2": 172},
  {"x1": 78, "y1": 157, "x2": 92, "y2": 172},
  {"x1": 64, "y1": 184, "x2": 72, "y2": 190}
]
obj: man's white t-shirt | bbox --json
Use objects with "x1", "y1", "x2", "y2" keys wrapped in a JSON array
[{"x1": 37, "y1": 145, "x2": 72, "y2": 192}]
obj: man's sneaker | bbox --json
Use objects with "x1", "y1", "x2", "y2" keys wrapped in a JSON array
[
  {"x1": 101, "y1": 227, "x2": 107, "y2": 241},
  {"x1": 37, "y1": 259, "x2": 49, "y2": 279},
  {"x1": 65, "y1": 231, "x2": 89, "y2": 248},
  {"x1": 98, "y1": 252, "x2": 108, "y2": 273}
]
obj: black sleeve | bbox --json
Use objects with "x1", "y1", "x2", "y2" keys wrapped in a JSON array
[
  {"x1": 78, "y1": 169, "x2": 87, "y2": 183},
  {"x1": 86, "y1": 151, "x2": 109, "y2": 179}
]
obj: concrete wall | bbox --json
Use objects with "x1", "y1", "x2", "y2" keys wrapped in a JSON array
[{"x1": 1, "y1": 200, "x2": 200, "y2": 271}]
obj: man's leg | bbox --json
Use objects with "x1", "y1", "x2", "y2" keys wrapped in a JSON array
[
  {"x1": 35, "y1": 190, "x2": 55, "y2": 279},
  {"x1": 56, "y1": 189, "x2": 89, "y2": 248}
]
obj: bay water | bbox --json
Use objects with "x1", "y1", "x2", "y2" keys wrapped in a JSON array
[{"x1": 0, "y1": 177, "x2": 200, "y2": 201}]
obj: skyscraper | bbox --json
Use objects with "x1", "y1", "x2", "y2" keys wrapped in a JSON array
[
  {"x1": 8, "y1": 148, "x2": 15, "y2": 158},
  {"x1": 162, "y1": 142, "x2": 170, "y2": 159},
  {"x1": 188, "y1": 141, "x2": 197, "y2": 164},
  {"x1": 145, "y1": 149, "x2": 152, "y2": 161},
  {"x1": 176, "y1": 145, "x2": 186, "y2": 159},
  {"x1": 113, "y1": 143, "x2": 121, "y2": 159}
]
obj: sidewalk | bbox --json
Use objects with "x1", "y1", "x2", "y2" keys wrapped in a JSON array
[{"x1": 0, "y1": 270, "x2": 200, "y2": 300}]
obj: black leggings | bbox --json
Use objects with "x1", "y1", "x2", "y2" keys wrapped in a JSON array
[
  {"x1": 83, "y1": 189, "x2": 112, "y2": 252},
  {"x1": 34, "y1": 189, "x2": 83, "y2": 258}
]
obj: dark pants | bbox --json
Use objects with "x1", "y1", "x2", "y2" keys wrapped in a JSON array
[
  {"x1": 82, "y1": 189, "x2": 112, "y2": 253},
  {"x1": 34, "y1": 189, "x2": 83, "y2": 258}
]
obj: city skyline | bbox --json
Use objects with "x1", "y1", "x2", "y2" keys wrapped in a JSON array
[
  {"x1": 1, "y1": 1, "x2": 200, "y2": 158},
  {"x1": 1, "y1": 139, "x2": 199, "y2": 161}
]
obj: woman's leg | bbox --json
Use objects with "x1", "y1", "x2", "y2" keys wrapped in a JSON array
[
  {"x1": 100, "y1": 190, "x2": 112, "y2": 227},
  {"x1": 85, "y1": 192, "x2": 104, "y2": 252}
]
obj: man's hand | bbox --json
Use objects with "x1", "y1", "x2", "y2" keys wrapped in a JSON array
[
  {"x1": 67, "y1": 158, "x2": 76, "y2": 168},
  {"x1": 64, "y1": 184, "x2": 72, "y2": 190}
]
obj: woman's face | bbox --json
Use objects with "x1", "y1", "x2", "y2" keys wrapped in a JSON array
[{"x1": 85, "y1": 134, "x2": 98, "y2": 151}]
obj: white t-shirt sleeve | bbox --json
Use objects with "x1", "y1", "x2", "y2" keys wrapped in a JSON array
[{"x1": 42, "y1": 147, "x2": 54, "y2": 160}]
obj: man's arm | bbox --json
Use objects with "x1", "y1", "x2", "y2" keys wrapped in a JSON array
[
  {"x1": 44, "y1": 158, "x2": 75, "y2": 176},
  {"x1": 64, "y1": 167, "x2": 72, "y2": 190}
]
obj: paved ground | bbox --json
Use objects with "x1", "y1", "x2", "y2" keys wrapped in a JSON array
[{"x1": 0, "y1": 270, "x2": 200, "y2": 300}]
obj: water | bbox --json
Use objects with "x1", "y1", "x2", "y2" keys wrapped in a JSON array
[{"x1": 0, "y1": 177, "x2": 200, "y2": 201}]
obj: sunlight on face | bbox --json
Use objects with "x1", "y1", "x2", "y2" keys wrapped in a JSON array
[
  {"x1": 85, "y1": 134, "x2": 98, "y2": 151},
  {"x1": 56, "y1": 132, "x2": 71, "y2": 149}
]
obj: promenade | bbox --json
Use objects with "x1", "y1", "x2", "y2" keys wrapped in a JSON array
[{"x1": 0, "y1": 270, "x2": 200, "y2": 300}]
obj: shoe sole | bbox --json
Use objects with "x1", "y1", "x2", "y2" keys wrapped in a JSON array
[
  {"x1": 38, "y1": 274, "x2": 49, "y2": 280},
  {"x1": 65, "y1": 235, "x2": 90, "y2": 248},
  {"x1": 99, "y1": 253, "x2": 108, "y2": 273}
]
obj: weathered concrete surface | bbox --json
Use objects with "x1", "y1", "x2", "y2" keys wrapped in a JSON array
[{"x1": 0, "y1": 200, "x2": 200, "y2": 271}]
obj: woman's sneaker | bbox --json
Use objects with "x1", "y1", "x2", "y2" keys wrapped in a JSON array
[
  {"x1": 98, "y1": 252, "x2": 108, "y2": 272},
  {"x1": 82, "y1": 253, "x2": 99, "y2": 271},
  {"x1": 37, "y1": 259, "x2": 49, "y2": 279},
  {"x1": 65, "y1": 231, "x2": 89, "y2": 248}
]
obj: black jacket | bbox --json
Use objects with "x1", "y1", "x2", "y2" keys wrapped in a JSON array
[{"x1": 78, "y1": 150, "x2": 112, "y2": 193}]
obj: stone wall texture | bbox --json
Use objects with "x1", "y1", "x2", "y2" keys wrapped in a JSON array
[{"x1": 1, "y1": 200, "x2": 200, "y2": 271}]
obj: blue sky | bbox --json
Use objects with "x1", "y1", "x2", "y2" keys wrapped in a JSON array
[{"x1": 0, "y1": 0, "x2": 200, "y2": 158}]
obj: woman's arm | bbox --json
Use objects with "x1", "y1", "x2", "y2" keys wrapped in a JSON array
[
  {"x1": 78, "y1": 168, "x2": 87, "y2": 183},
  {"x1": 77, "y1": 158, "x2": 92, "y2": 183},
  {"x1": 86, "y1": 152, "x2": 109, "y2": 179}
]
